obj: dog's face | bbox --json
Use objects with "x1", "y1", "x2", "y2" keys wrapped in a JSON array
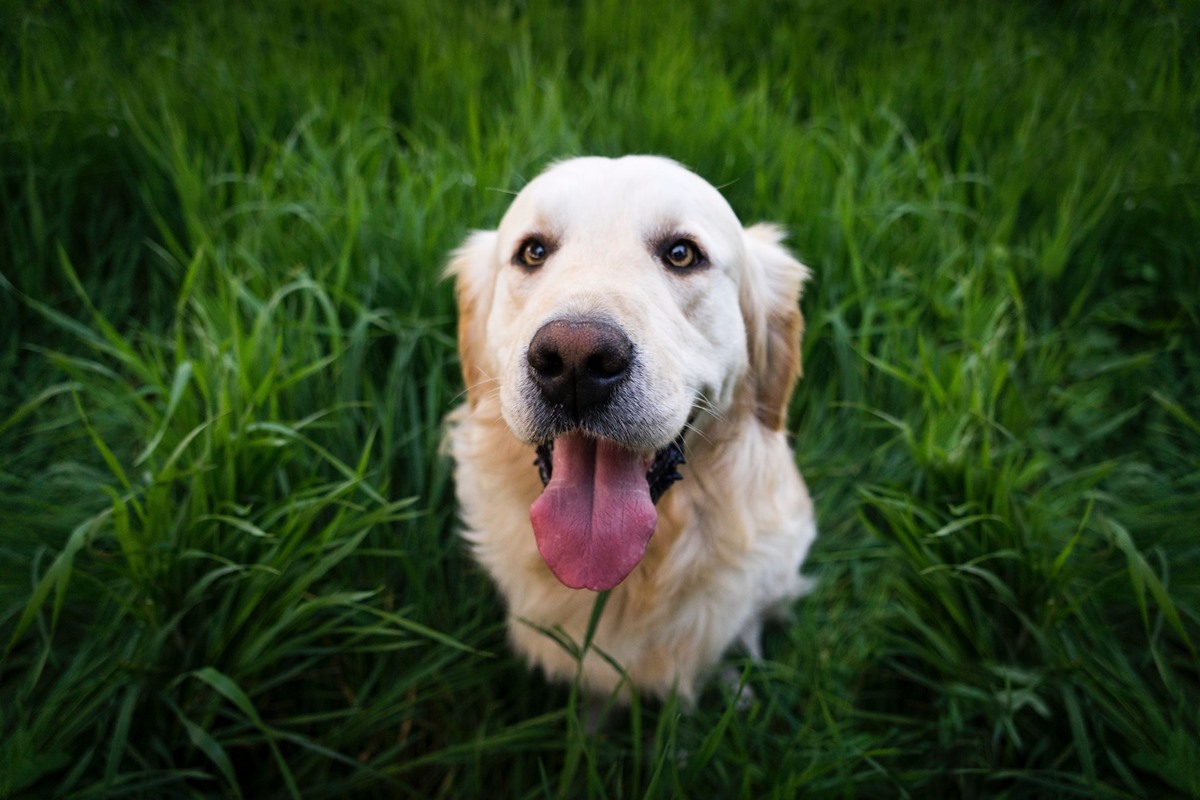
[{"x1": 450, "y1": 156, "x2": 808, "y2": 591}]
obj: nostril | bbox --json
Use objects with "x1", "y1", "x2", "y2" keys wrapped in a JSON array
[
  {"x1": 529, "y1": 345, "x2": 564, "y2": 378},
  {"x1": 586, "y1": 350, "x2": 628, "y2": 379}
]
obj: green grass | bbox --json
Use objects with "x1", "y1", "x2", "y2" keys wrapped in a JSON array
[{"x1": 2, "y1": 0, "x2": 1198, "y2": 796}]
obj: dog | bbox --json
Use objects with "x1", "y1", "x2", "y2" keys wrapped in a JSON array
[{"x1": 444, "y1": 155, "x2": 816, "y2": 703}]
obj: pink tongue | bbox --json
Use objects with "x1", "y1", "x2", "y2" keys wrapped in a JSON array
[{"x1": 530, "y1": 432, "x2": 658, "y2": 591}]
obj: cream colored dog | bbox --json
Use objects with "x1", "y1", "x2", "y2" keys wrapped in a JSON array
[{"x1": 445, "y1": 155, "x2": 816, "y2": 702}]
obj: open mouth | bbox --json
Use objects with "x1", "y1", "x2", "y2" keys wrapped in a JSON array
[
  {"x1": 534, "y1": 434, "x2": 686, "y2": 502},
  {"x1": 529, "y1": 432, "x2": 686, "y2": 591}
]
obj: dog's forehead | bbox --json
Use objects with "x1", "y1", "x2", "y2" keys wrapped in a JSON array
[{"x1": 500, "y1": 157, "x2": 742, "y2": 240}]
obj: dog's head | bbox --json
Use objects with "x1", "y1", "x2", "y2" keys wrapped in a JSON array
[{"x1": 448, "y1": 156, "x2": 809, "y2": 591}]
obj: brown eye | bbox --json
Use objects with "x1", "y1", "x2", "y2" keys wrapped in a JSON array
[
  {"x1": 664, "y1": 239, "x2": 700, "y2": 269},
  {"x1": 517, "y1": 238, "x2": 549, "y2": 268}
]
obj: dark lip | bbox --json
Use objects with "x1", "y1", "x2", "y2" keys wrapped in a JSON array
[{"x1": 532, "y1": 432, "x2": 687, "y2": 505}]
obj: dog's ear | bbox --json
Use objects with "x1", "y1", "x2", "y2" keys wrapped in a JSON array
[
  {"x1": 444, "y1": 230, "x2": 499, "y2": 409},
  {"x1": 739, "y1": 223, "x2": 811, "y2": 430}
]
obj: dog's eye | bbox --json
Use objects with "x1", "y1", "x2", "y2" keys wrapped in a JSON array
[
  {"x1": 516, "y1": 238, "x2": 549, "y2": 268},
  {"x1": 663, "y1": 240, "x2": 701, "y2": 269}
]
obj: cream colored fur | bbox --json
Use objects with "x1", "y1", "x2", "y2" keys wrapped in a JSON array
[{"x1": 445, "y1": 156, "x2": 816, "y2": 702}]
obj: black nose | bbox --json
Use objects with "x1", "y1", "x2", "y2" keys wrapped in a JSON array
[{"x1": 527, "y1": 319, "x2": 633, "y2": 418}]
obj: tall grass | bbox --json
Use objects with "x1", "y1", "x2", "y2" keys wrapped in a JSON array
[{"x1": 2, "y1": 0, "x2": 1198, "y2": 796}]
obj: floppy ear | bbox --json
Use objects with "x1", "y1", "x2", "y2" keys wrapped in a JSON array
[
  {"x1": 739, "y1": 223, "x2": 811, "y2": 431},
  {"x1": 444, "y1": 230, "x2": 499, "y2": 409}
]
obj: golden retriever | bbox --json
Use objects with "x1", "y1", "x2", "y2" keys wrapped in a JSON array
[{"x1": 445, "y1": 155, "x2": 816, "y2": 702}]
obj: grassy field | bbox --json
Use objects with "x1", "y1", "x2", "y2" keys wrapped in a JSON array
[{"x1": 2, "y1": 1, "x2": 1198, "y2": 797}]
